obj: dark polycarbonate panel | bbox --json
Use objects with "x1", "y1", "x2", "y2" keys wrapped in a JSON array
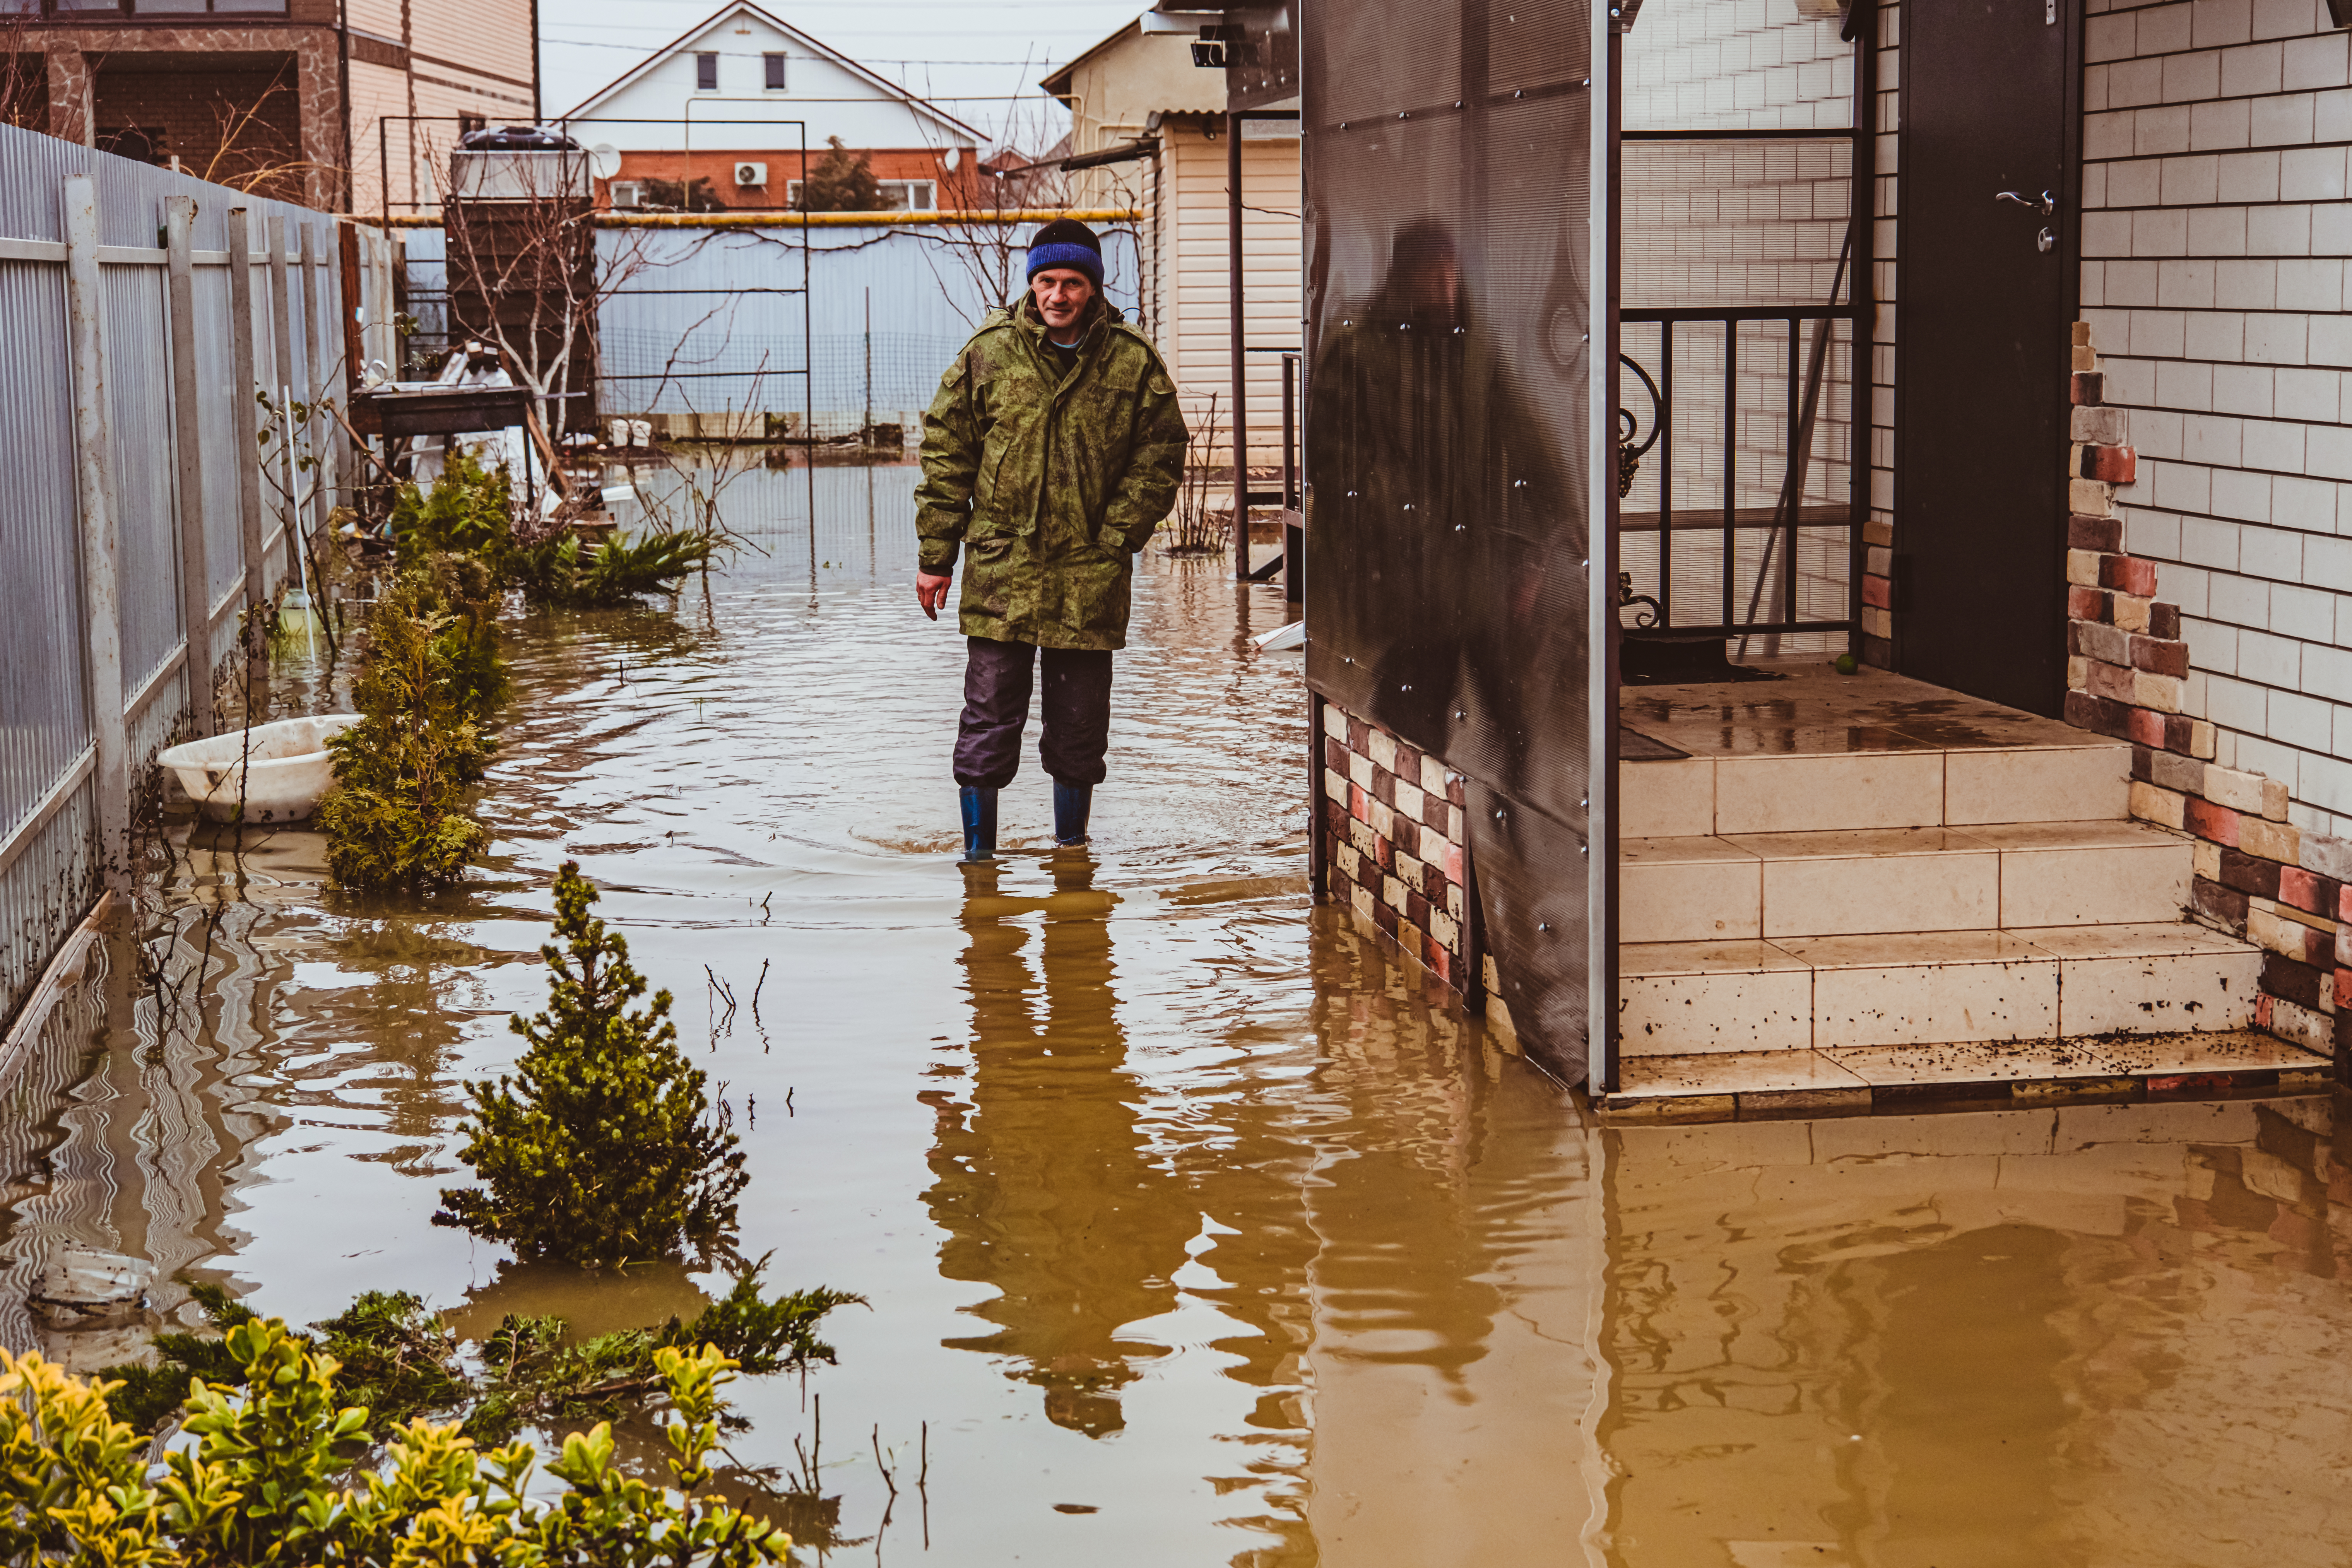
[
  {"x1": 1303, "y1": 0, "x2": 1593, "y2": 1080},
  {"x1": 1468, "y1": 780, "x2": 1587, "y2": 1078}
]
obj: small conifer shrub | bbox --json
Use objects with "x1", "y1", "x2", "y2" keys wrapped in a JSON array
[
  {"x1": 316, "y1": 566, "x2": 499, "y2": 892},
  {"x1": 436, "y1": 862, "x2": 749, "y2": 1267}
]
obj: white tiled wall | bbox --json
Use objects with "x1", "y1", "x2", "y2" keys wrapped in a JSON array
[
  {"x1": 1623, "y1": 0, "x2": 1855, "y2": 132},
  {"x1": 2080, "y1": 0, "x2": 2352, "y2": 834}
]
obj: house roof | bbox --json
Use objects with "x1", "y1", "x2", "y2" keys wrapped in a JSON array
[
  {"x1": 1039, "y1": 18, "x2": 1141, "y2": 107},
  {"x1": 561, "y1": 0, "x2": 984, "y2": 143}
]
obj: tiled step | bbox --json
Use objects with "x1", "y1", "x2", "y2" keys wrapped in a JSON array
[
  {"x1": 1594, "y1": 1031, "x2": 2332, "y2": 1124},
  {"x1": 1620, "y1": 921, "x2": 2262, "y2": 1057},
  {"x1": 1624, "y1": 743, "x2": 2130, "y2": 836},
  {"x1": 1619, "y1": 661, "x2": 2132, "y2": 838},
  {"x1": 1621, "y1": 820, "x2": 2192, "y2": 944}
]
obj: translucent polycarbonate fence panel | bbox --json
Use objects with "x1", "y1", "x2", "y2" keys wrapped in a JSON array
[
  {"x1": 0, "y1": 259, "x2": 90, "y2": 840},
  {"x1": 1303, "y1": 0, "x2": 1593, "y2": 1077},
  {"x1": 1622, "y1": 0, "x2": 1854, "y2": 131},
  {"x1": 0, "y1": 787, "x2": 99, "y2": 1037},
  {"x1": 1622, "y1": 137, "x2": 1853, "y2": 308},
  {"x1": 104, "y1": 262, "x2": 185, "y2": 701},
  {"x1": 191, "y1": 264, "x2": 246, "y2": 643},
  {"x1": 0, "y1": 122, "x2": 344, "y2": 1030},
  {"x1": 587, "y1": 224, "x2": 1143, "y2": 419}
]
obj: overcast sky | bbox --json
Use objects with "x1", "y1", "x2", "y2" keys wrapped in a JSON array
[{"x1": 541, "y1": 0, "x2": 1148, "y2": 145}]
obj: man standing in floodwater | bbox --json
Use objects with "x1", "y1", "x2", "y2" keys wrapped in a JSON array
[{"x1": 914, "y1": 217, "x2": 1189, "y2": 861}]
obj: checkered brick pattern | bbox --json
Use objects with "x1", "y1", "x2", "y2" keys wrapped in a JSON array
[
  {"x1": 1319, "y1": 703, "x2": 1471, "y2": 989},
  {"x1": 2062, "y1": 317, "x2": 2345, "y2": 1071}
]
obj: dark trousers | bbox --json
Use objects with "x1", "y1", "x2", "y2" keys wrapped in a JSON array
[{"x1": 953, "y1": 636, "x2": 1114, "y2": 788}]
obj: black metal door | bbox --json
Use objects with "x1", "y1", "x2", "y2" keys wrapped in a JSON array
[{"x1": 1896, "y1": 0, "x2": 2076, "y2": 715}]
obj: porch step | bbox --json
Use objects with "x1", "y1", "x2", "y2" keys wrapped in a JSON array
[
  {"x1": 1620, "y1": 663, "x2": 2132, "y2": 838},
  {"x1": 1622, "y1": 820, "x2": 2193, "y2": 944},
  {"x1": 1604, "y1": 661, "x2": 2309, "y2": 1120},
  {"x1": 1620, "y1": 922, "x2": 2262, "y2": 1056},
  {"x1": 1593, "y1": 1031, "x2": 2331, "y2": 1123}
]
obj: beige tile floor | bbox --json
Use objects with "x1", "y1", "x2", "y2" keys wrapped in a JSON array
[{"x1": 1619, "y1": 660, "x2": 2104, "y2": 757}]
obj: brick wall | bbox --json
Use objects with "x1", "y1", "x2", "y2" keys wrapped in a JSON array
[
  {"x1": 2064, "y1": 316, "x2": 2347, "y2": 1072},
  {"x1": 94, "y1": 64, "x2": 302, "y2": 201},
  {"x1": 1317, "y1": 703, "x2": 1473, "y2": 992},
  {"x1": 2080, "y1": 0, "x2": 2352, "y2": 837}
]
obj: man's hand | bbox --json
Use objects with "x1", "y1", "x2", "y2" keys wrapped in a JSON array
[{"x1": 916, "y1": 571, "x2": 954, "y2": 620}]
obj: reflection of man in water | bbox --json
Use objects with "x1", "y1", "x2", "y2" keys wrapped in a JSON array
[
  {"x1": 920, "y1": 859, "x2": 1194, "y2": 1436},
  {"x1": 1308, "y1": 221, "x2": 1575, "y2": 795}
]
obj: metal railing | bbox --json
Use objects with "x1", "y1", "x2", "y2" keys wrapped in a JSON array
[
  {"x1": 1237, "y1": 345, "x2": 1301, "y2": 598},
  {"x1": 1618, "y1": 302, "x2": 1863, "y2": 643}
]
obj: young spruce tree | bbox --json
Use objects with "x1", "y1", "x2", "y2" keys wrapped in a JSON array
[{"x1": 437, "y1": 862, "x2": 747, "y2": 1267}]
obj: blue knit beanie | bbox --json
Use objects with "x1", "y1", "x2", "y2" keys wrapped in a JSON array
[{"x1": 1026, "y1": 216, "x2": 1103, "y2": 289}]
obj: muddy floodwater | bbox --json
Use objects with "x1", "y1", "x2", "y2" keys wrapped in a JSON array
[{"x1": 26, "y1": 463, "x2": 2352, "y2": 1566}]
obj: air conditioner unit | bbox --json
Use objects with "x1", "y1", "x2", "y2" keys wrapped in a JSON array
[
  {"x1": 610, "y1": 180, "x2": 643, "y2": 209},
  {"x1": 734, "y1": 161, "x2": 768, "y2": 187}
]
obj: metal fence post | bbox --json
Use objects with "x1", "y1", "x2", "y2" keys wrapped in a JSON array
[
  {"x1": 63, "y1": 175, "x2": 130, "y2": 895},
  {"x1": 164, "y1": 195, "x2": 214, "y2": 739},
  {"x1": 268, "y1": 214, "x2": 300, "y2": 580},
  {"x1": 227, "y1": 208, "x2": 266, "y2": 609}
]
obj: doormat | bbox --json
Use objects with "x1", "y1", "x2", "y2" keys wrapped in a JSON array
[{"x1": 1622, "y1": 630, "x2": 1788, "y2": 686}]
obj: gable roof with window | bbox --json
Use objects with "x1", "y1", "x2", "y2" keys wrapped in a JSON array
[{"x1": 561, "y1": 0, "x2": 982, "y2": 151}]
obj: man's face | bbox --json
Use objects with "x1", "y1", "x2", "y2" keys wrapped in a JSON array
[{"x1": 1031, "y1": 268, "x2": 1095, "y2": 333}]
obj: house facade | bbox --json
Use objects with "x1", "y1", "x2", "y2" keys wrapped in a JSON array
[
  {"x1": 1044, "y1": 16, "x2": 1301, "y2": 470},
  {"x1": 558, "y1": 0, "x2": 980, "y2": 213},
  {"x1": 6, "y1": 0, "x2": 534, "y2": 213},
  {"x1": 1196, "y1": 0, "x2": 2352, "y2": 1116}
]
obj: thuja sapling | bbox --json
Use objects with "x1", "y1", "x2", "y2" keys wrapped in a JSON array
[
  {"x1": 436, "y1": 862, "x2": 749, "y2": 1267},
  {"x1": 314, "y1": 564, "x2": 501, "y2": 893}
]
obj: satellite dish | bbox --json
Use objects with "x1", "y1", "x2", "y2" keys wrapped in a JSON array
[
  {"x1": 589, "y1": 143, "x2": 622, "y2": 179},
  {"x1": 944, "y1": 145, "x2": 962, "y2": 171}
]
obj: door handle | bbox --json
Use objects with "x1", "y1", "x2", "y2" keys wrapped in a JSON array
[{"x1": 1996, "y1": 189, "x2": 2055, "y2": 215}]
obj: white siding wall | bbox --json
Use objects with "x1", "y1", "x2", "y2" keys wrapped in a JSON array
[
  {"x1": 2080, "y1": 0, "x2": 2352, "y2": 833},
  {"x1": 1155, "y1": 123, "x2": 1302, "y2": 471},
  {"x1": 568, "y1": 14, "x2": 968, "y2": 152}
]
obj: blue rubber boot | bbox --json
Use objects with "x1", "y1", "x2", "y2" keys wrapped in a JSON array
[
  {"x1": 1053, "y1": 780, "x2": 1092, "y2": 847},
  {"x1": 960, "y1": 785, "x2": 998, "y2": 862}
]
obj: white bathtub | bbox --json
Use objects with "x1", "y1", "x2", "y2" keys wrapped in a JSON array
[{"x1": 158, "y1": 714, "x2": 361, "y2": 824}]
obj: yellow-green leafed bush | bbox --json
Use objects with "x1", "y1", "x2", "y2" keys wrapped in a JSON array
[{"x1": 0, "y1": 1324, "x2": 790, "y2": 1567}]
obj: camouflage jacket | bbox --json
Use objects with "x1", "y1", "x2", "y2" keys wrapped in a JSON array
[{"x1": 916, "y1": 294, "x2": 1189, "y2": 650}]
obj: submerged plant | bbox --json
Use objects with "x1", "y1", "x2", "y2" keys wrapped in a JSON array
[
  {"x1": 392, "y1": 446, "x2": 516, "y2": 565},
  {"x1": 515, "y1": 527, "x2": 717, "y2": 607},
  {"x1": 315, "y1": 566, "x2": 500, "y2": 893},
  {"x1": 436, "y1": 862, "x2": 749, "y2": 1267},
  {"x1": 392, "y1": 441, "x2": 718, "y2": 607}
]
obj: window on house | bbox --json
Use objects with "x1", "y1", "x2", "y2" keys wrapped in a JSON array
[
  {"x1": 457, "y1": 113, "x2": 487, "y2": 138},
  {"x1": 764, "y1": 52, "x2": 786, "y2": 91},
  {"x1": 783, "y1": 178, "x2": 937, "y2": 213},
  {"x1": 695, "y1": 51, "x2": 718, "y2": 91}
]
